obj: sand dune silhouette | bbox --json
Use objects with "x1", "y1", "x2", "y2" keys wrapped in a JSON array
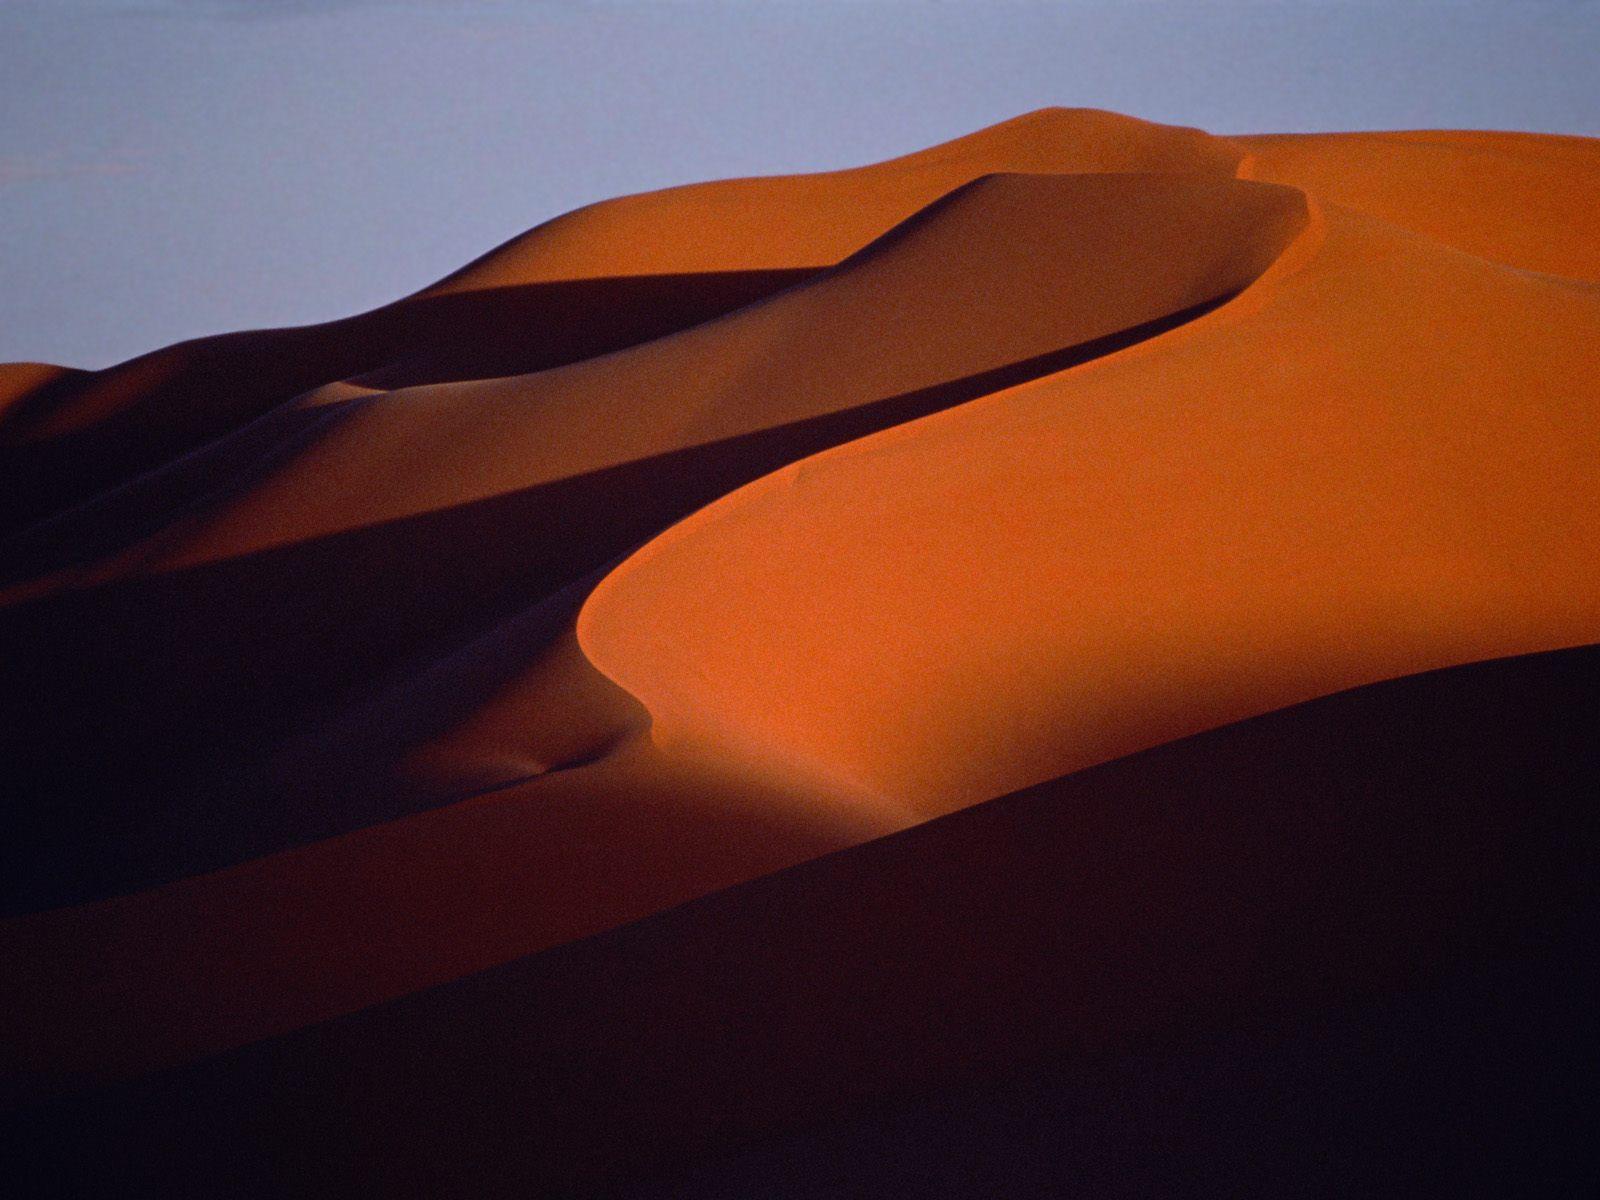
[{"x1": 3, "y1": 109, "x2": 1597, "y2": 1194}]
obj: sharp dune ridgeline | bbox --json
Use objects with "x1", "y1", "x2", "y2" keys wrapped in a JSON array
[{"x1": 3, "y1": 109, "x2": 1598, "y2": 1195}]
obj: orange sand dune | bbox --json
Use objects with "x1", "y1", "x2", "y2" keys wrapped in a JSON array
[{"x1": 3, "y1": 109, "x2": 1598, "y2": 1192}]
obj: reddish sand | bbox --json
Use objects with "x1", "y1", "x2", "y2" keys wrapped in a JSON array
[{"x1": 2, "y1": 109, "x2": 1598, "y2": 1193}]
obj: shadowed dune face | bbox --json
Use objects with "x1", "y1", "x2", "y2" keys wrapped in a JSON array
[
  {"x1": 0, "y1": 269, "x2": 822, "y2": 537},
  {"x1": 10, "y1": 645, "x2": 1600, "y2": 1194},
  {"x1": 2, "y1": 108, "x2": 1599, "y2": 1192}
]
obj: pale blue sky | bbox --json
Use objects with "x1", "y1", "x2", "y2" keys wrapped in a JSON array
[{"x1": 3, "y1": 1, "x2": 1598, "y2": 367}]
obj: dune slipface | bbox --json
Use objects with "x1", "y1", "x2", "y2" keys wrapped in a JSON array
[{"x1": 3, "y1": 110, "x2": 1598, "y2": 1195}]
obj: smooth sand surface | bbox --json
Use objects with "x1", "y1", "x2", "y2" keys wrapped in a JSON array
[{"x1": 3, "y1": 108, "x2": 1598, "y2": 1192}]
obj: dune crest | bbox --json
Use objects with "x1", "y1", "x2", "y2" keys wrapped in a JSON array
[{"x1": 3, "y1": 110, "x2": 1598, "y2": 1192}]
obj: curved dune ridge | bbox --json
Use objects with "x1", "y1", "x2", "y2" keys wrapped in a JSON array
[{"x1": 3, "y1": 109, "x2": 1599, "y2": 1193}]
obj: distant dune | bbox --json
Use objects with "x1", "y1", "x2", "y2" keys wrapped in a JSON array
[{"x1": 3, "y1": 109, "x2": 1598, "y2": 1196}]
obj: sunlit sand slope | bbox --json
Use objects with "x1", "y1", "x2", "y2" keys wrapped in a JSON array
[{"x1": 3, "y1": 108, "x2": 1597, "y2": 1194}]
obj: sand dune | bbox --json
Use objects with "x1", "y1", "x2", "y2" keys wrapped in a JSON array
[
  {"x1": 3, "y1": 109, "x2": 1598, "y2": 1192},
  {"x1": 11, "y1": 646, "x2": 1599, "y2": 1194}
]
